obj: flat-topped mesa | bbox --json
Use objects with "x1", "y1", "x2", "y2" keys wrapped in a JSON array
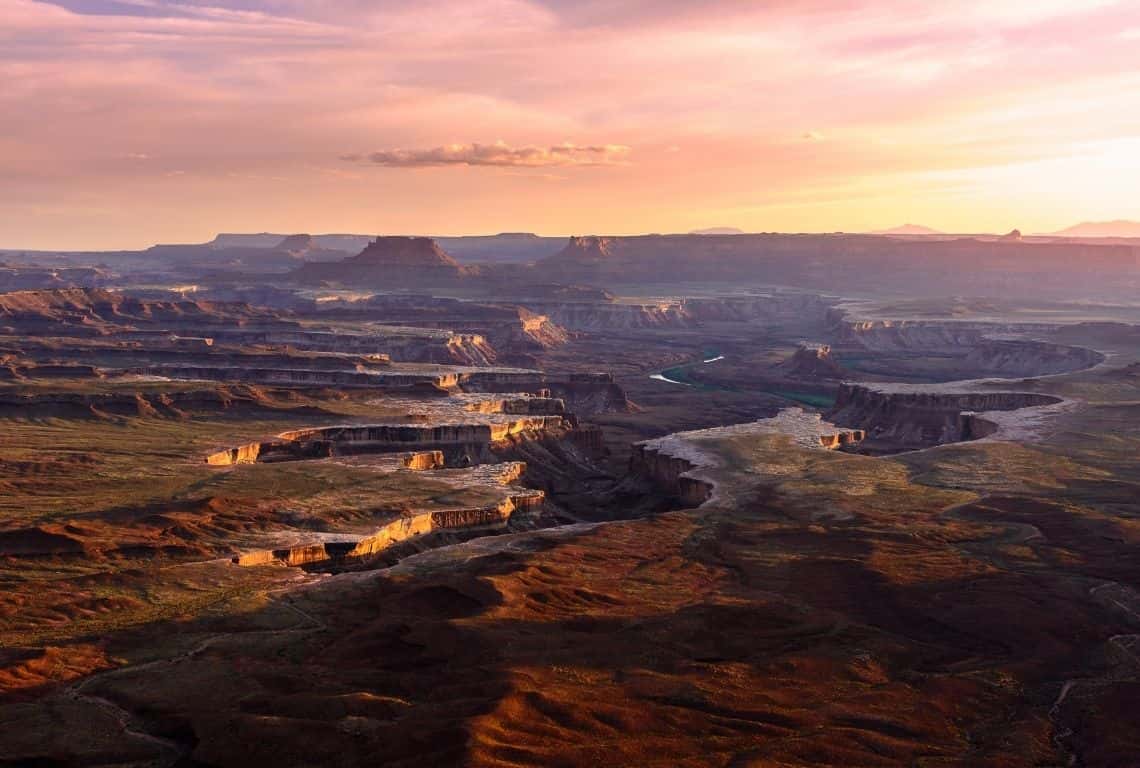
[
  {"x1": 827, "y1": 382, "x2": 1065, "y2": 452},
  {"x1": 353, "y1": 236, "x2": 463, "y2": 269},
  {"x1": 289, "y1": 236, "x2": 472, "y2": 287}
]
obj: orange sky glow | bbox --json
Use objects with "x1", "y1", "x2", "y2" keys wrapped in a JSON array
[{"x1": 2, "y1": 0, "x2": 1139, "y2": 249}]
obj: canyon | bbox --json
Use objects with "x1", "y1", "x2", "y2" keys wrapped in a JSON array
[{"x1": 1, "y1": 235, "x2": 1139, "y2": 767}]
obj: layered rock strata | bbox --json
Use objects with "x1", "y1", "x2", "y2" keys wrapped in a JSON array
[
  {"x1": 206, "y1": 417, "x2": 571, "y2": 466},
  {"x1": 830, "y1": 317, "x2": 1105, "y2": 377},
  {"x1": 827, "y1": 383, "x2": 1066, "y2": 451},
  {"x1": 206, "y1": 394, "x2": 578, "y2": 466},
  {"x1": 233, "y1": 490, "x2": 544, "y2": 568}
]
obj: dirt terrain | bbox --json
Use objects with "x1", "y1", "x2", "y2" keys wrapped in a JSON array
[{"x1": 2, "y1": 237, "x2": 1140, "y2": 766}]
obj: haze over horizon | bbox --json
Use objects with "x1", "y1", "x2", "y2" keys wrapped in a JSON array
[{"x1": 3, "y1": 0, "x2": 1140, "y2": 250}]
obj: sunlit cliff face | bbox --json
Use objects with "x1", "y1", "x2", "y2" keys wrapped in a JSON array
[{"x1": 2, "y1": 0, "x2": 1139, "y2": 248}]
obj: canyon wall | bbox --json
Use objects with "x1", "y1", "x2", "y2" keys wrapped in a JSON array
[
  {"x1": 627, "y1": 444, "x2": 714, "y2": 508},
  {"x1": 827, "y1": 383, "x2": 1063, "y2": 451},
  {"x1": 831, "y1": 317, "x2": 1105, "y2": 378},
  {"x1": 206, "y1": 416, "x2": 573, "y2": 466},
  {"x1": 234, "y1": 490, "x2": 544, "y2": 568}
]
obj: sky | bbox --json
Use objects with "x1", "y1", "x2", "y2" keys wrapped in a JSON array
[{"x1": 2, "y1": 0, "x2": 1139, "y2": 250}]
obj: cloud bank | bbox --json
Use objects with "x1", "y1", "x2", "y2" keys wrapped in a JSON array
[{"x1": 344, "y1": 142, "x2": 630, "y2": 168}]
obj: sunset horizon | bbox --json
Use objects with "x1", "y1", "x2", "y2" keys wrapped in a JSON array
[{"x1": 4, "y1": 0, "x2": 1139, "y2": 249}]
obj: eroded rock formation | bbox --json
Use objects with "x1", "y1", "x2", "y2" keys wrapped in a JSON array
[
  {"x1": 233, "y1": 490, "x2": 543, "y2": 568},
  {"x1": 776, "y1": 343, "x2": 847, "y2": 380},
  {"x1": 402, "y1": 450, "x2": 446, "y2": 470}
]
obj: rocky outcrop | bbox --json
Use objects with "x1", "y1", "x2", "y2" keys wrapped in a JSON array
[
  {"x1": 816, "y1": 429, "x2": 866, "y2": 449},
  {"x1": 827, "y1": 383, "x2": 1064, "y2": 452},
  {"x1": 776, "y1": 343, "x2": 847, "y2": 380},
  {"x1": 403, "y1": 450, "x2": 445, "y2": 470}
]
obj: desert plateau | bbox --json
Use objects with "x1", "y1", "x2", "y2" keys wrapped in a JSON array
[
  {"x1": 2, "y1": 229, "x2": 1140, "y2": 766},
  {"x1": 4, "y1": 1, "x2": 1140, "y2": 765}
]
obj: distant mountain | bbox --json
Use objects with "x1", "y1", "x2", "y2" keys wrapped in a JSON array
[
  {"x1": 689, "y1": 227, "x2": 745, "y2": 235},
  {"x1": 208, "y1": 232, "x2": 557, "y2": 264},
  {"x1": 870, "y1": 224, "x2": 943, "y2": 236},
  {"x1": 1049, "y1": 220, "x2": 1140, "y2": 238}
]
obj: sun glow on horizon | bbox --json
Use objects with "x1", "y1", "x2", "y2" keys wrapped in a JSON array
[{"x1": 1, "y1": 0, "x2": 1138, "y2": 249}]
